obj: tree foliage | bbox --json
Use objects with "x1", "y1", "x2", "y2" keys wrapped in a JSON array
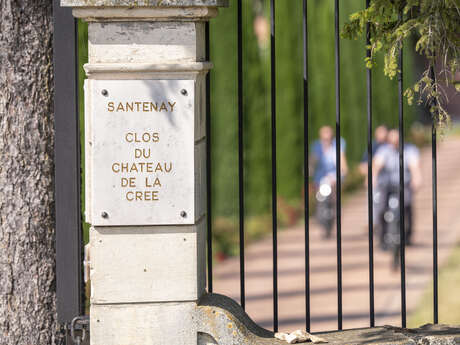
[{"x1": 342, "y1": 0, "x2": 460, "y2": 126}]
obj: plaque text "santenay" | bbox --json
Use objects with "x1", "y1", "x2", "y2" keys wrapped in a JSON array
[{"x1": 107, "y1": 101, "x2": 176, "y2": 113}]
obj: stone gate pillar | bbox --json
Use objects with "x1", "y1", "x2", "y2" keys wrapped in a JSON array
[{"x1": 60, "y1": 1, "x2": 227, "y2": 344}]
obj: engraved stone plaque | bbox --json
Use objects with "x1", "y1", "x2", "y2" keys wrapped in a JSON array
[{"x1": 89, "y1": 79, "x2": 195, "y2": 226}]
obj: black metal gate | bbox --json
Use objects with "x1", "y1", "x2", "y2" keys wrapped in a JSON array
[
  {"x1": 205, "y1": 0, "x2": 440, "y2": 333},
  {"x1": 53, "y1": 1, "x2": 88, "y2": 343}
]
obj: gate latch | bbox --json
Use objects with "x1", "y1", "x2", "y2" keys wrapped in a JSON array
[{"x1": 70, "y1": 315, "x2": 90, "y2": 345}]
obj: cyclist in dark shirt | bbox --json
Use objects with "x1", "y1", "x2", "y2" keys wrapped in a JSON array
[
  {"x1": 358, "y1": 125, "x2": 388, "y2": 177},
  {"x1": 372, "y1": 129, "x2": 422, "y2": 246},
  {"x1": 358, "y1": 125, "x2": 388, "y2": 241}
]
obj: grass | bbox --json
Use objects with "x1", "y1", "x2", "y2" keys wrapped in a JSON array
[{"x1": 408, "y1": 241, "x2": 460, "y2": 328}]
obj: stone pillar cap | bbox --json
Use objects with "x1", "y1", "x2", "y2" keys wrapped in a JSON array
[{"x1": 61, "y1": 0, "x2": 228, "y2": 7}]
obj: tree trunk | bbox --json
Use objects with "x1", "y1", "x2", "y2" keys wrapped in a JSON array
[{"x1": 0, "y1": 1, "x2": 61, "y2": 344}]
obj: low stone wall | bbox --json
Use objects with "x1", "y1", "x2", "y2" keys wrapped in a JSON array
[
  {"x1": 198, "y1": 294, "x2": 460, "y2": 345},
  {"x1": 316, "y1": 325, "x2": 460, "y2": 345}
]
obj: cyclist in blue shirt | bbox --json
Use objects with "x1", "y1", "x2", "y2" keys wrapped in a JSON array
[
  {"x1": 311, "y1": 126, "x2": 348, "y2": 187},
  {"x1": 310, "y1": 126, "x2": 348, "y2": 238}
]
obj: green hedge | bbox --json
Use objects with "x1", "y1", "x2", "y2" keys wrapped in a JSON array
[{"x1": 210, "y1": 0, "x2": 416, "y2": 218}]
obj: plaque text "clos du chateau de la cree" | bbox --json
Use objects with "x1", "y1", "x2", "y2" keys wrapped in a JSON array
[
  {"x1": 90, "y1": 80, "x2": 195, "y2": 226},
  {"x1": 108, "y1": 99, "x2": 176, "y2": 202},
  {"x1": 111, "y1": 130, "x2": 170, "y2": 202}
]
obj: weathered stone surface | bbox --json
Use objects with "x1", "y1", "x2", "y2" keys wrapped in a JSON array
[
  {"x1": 72, "y1": 7, "x2": 220, "y2": 21},
  {"x1": 197, "y1": 294, "x2": 460, "y2": 345},
  {"x1": 90, "y1": 222, "x2": 206, "y2": 303},
  {"x1": 61, "y1": 0, "x2": 228, "y2": 7},
  {"x1": 88, "y1": 22, "x2": 205, "y2": 64},
  {"x1": 316, "y1": 327, "x2": 413, "y2": 345},
  {"x1": 388, "y1": 324, "x2": 460, "y2": 345},
  {"x1": 197, "y1": 293, "x2": 292, "y2": 345},
  {"x1": 91, "y1": 302, "x2": 198, "y2": 345}
]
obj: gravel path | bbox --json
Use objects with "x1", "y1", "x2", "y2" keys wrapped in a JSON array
[{"x1": 213, "y1": 137, "x2": 460, "y2": 333}]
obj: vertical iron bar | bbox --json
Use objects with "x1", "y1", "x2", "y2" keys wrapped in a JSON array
[
  {"x1": 270, "y1": 0, "x2": 279, "y2": 333},
  {"x1": 430, "y1": 65, "x2": 439, "y2": 324},
  {"x1": 237, "y1": 0, "x2": 246, "y2": 310},
  {"x1": 53, "y1": 0, "x2": 84, "y2": 325},
  {"x1": 205, "y1": 21, "x2": 213, "y2": 293},
  {"x1": 432, "y1": 118, "x2": 438, "y2": 324},
  {"x1": 397, "y1": 13, "x2": 407, "y2": 327},
  {"x1": 334, "y1": 0, "x2": 343, "y2": 331},
  {"x1": 303, "y1": 0, "x2": 311, "y2": 333},
  {"x1": 366, "y1": 0, "x2": 375, "y2": 328}
]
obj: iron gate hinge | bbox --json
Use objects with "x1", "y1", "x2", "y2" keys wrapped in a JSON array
[{"x1": 70, "y1": 315, "x2": 90, "y2": 345}]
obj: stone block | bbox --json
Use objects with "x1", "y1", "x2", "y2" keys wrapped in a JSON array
[
  {"x1": 61, "y1": 0, "x2": 228, "y2": 7},
  {"x1": 88, "y1": 22, "x2": 205, "y2": 64},
  {"x1": 90, "y1": 220, "x2": 206, "y2": 304},
  {"x1": 90, "y1": 302, "x2": 198, "y2": 345}
]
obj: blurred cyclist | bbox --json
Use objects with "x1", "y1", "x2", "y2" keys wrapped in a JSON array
[
  {"x1": 311, "y1": 126, "x2": 348, "y2": 238},
  {"x1": 372, "y1": 129, "x2": 422, "y2": 247},
  {"x1": 311, "y1": 126, "x2": 348, "y2": 185},
  {"x1": 359, "y1": 125, "x2": 389, "y2": 238},
  {"x1": 359, "y1": 125, "x2": 388, "y2": 177}
]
